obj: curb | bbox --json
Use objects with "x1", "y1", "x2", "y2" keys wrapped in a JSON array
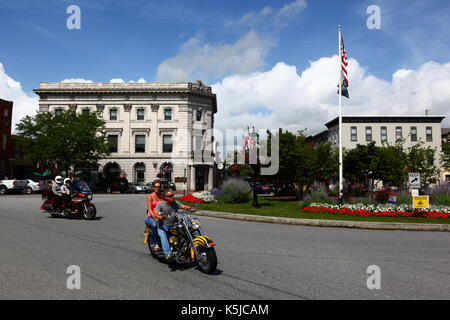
[{"x1": 195, "y1": 210, "x2": 450, "y2": 232}]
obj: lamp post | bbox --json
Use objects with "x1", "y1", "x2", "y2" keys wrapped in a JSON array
[{"x1": 248, "y1": 127, "x2": 260, "y2": 209}]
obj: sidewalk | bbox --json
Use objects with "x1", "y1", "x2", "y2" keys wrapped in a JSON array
[{"x1": 195, "y1": 210, "x2": 450, "y2": 232}]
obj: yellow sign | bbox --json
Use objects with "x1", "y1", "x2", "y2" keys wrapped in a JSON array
[{"x1": 413, "y1": 196, "x2": 429, "y2": 209}]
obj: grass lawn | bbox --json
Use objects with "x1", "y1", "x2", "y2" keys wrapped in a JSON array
[{"x1": 180, "y1": 197, "x2": 450, "y2": 225}]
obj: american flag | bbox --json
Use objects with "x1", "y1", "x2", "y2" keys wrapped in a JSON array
[{"x1": 340, "y1": 35, "x2": 349, "y2": 98}]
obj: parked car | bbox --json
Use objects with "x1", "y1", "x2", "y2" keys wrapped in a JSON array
[
  {"x1": 130, "y1": 183, "x2": 148, "y2": 194},
  {"x1": 26, "y1": 180, "x2": 49, "y2": 194},
  {"x1": 145, "y1": 179, "x2": 176, "y2": 193},
  {"x1": 97, "y1": 177, "x2": 129, "y2": 194},
  {"x1": 0, "y1": 178, "x2": 28, "y2": 195}
]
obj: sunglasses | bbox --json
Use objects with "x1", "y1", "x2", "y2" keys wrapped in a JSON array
[{"x1": 166, "y1": 194, "x2": 174, "y2": 198}]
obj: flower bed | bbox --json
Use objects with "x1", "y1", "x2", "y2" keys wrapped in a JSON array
[
  {"x1": 193, "y1": 191, "x2": 215, "y2": 203},
  {"x1": 302, "y1": 203, "x2": 450, "y2": 219},
  {"x1": 179, "y1": 194, "x2": 204, "y2": 203}
]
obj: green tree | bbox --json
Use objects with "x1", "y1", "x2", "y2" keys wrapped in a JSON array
[
  {"x1": 407, "y1": 142, "x2": 440, "y2": 186},
  {"x1": 16, "y1": 110, "x2": 111, "y2": 176},
  {"x1": 371, "y1": 140, "x2": 408, "y2": 188},
  {"x1": 442, "y1": 144, "x2": 450, "y2": 172}
]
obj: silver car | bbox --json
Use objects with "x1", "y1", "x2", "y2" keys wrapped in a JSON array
[{"x1": 26, "y1": 180, "x2": 49, "y2": 194}]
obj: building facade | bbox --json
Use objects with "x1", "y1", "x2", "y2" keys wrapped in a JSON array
[
  {"x1": 313, "y1": 114, "x2": 446, "y2": 184},
  {"x1": 34, "y1": 81, "x2": 218, "y2": 191},
  {"x1": 0, "y1": 98, "x2": 13, "y2": 179}
]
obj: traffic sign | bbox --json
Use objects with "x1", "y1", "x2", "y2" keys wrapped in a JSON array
[
  {"x1": 413, "y1": 196, "x2": 429, "y2": 209},
  {"x1": 409, "y1": 173, "x2": 421, "y2": 188}
]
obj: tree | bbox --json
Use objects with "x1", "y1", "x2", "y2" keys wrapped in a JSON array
[
  {"x1": 442, "y1": 144, "x2": 450, "y2": 172},
  {"x1": 407, "y1": 142, "x2": 440, "y2": 186},
  {"x1": 16, "y1": 110, "x2": 111, "y2": 176}
]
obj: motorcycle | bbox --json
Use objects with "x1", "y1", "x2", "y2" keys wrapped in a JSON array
[
  {"x1": 41, "y1": 180, "x2": 97, "y2": 220},
  {"x1": 143, "y1": 205, "x2": 217, "y2": 274}
]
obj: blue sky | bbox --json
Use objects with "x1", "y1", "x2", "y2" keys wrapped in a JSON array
[{"x1": 1, "y1": 0, "x2": 449, "y2": 132}]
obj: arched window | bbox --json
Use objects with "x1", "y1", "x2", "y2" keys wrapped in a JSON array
[
  {"x1": 134, "y1": 163, "x2": 146, "y2": 185},
  {"x1": 160, "y1": 162, "x2": 173, "y2": 182},
  {"x1": 103, "y1": 162, "x2": 121, "y2": 179}
]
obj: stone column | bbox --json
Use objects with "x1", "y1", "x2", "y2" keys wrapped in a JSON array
[
  {"x1": 207, "y1": 166, "x2": 213, "y2": 190},
  {"x1": 123, "y1": 104, "x2": 132, "y2": 154},
  {"x1": 150, "y1": 104, "x2": 159, "y2": 155},
  {"x1": 190, "y1": 166, "x2": 196, "y2": 192}
]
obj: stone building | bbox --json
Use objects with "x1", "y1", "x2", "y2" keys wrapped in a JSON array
[
  {"x1": 312, "y1": 113, "x2": 447, "y2": 185},
  {"x1": 33, "y1": 81, "x2": 218, "y2": 191}
]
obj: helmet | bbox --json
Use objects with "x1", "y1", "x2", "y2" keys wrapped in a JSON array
[
  {"x1": 63, "y1": 178, "x2": 71, "y2": 184},
  {"x1": 55, "y1": 176, "x2": 62, "y2": 184}
]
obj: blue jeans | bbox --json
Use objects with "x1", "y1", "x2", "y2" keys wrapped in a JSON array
[
  {"x1": 158, "y1": 225, "x2": 171, "y2": 255},
  {"x1": 144, "y1": 217, "x2": 158, "y2": 245}
]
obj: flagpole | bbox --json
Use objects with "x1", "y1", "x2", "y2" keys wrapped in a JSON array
[{"x1": 338, "y1": 25, "x2": 343, "y2": 202}]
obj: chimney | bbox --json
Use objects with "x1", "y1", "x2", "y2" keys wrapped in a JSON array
[{"x1": 425, "y1": 109, "x2": 430, "y2": 116}]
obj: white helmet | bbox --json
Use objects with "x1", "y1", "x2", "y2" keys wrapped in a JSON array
[
  {"x1": 64, "y1": 178, "x2": 71, "y2": 184},
  {"x1": 55, "y1": 176, "x2": 62, "y2": 184}
]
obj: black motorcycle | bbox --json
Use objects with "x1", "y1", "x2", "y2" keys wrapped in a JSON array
[{"x1": 143, "y1": 206, "x2": 217, "y2": 274}]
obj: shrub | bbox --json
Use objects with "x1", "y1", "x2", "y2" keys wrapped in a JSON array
[
  {"x1": 210, "y1": 187, "x2": 224, "y2": 196},
  {"x1": 429, "y1": 185, "x2": 450, "y2": 206},
  {"x1": 221, "y1": 178, "x2": 252, "y2": 203},
  {"x1": 303, "y1": 191, "x2": 334, "y2": 205},
  {"x1": 394, "y1": 190, "x2": 412, "y2": 205}
]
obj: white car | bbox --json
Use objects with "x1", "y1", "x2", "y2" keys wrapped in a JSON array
[{"x1": 26, "y1": 180, "x2": 49, "y2": 194}]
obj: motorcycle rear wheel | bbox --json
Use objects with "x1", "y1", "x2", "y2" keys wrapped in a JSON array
[{"x1": 196, "y1": 245, "x2": 217, "y2": 274}]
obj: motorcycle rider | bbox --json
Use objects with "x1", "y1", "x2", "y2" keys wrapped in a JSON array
[
  {"x1": 154, "y1": 190, "x2": 193, "y2": 261},
  {"x1": 52, "y1": 175, "x2": 64, "y2": 211}
]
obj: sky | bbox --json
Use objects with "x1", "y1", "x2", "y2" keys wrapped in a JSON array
[{"x1": 1, "y1": 0, "x2": 449, "y2": 134}]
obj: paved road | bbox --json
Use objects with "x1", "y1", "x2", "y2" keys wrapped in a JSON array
[{"x1": 0, "y1": 194, "x2": 449, "y2": 300}]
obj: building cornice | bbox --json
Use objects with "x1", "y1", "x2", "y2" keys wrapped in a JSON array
[{"x1": 33, "y1": 81, "x2": 217, "y2": 113}]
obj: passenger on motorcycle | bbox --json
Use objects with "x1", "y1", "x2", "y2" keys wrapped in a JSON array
[
  {"x1": 144, "y1": 180, "x2": 164, "y2": 252},
  {"x1": 154, "y1": 190, "x2": 193, "y2": 261},
  {"x1": 61, "y1": 178, "x2": 72, "y2": 214},
  {"x1": 52, "y1": 175, "x2": 64, "y2": 211}
]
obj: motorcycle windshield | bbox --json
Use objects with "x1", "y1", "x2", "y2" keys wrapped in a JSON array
[{"x1": 75, "y1": 181, "x2": 92, "y2": 193}]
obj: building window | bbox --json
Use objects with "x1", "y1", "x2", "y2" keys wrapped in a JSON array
[
  {"x1": 108, "y1": 135, "x2": 118, "y2": 153},
  {"x1": 196, "y1": 110, "x2": 202, "y2": 122},
  {"x1": 350, "y1": 127, "x2": 357, "y2": 142},
  {"x1": 395, "y1": 127, "x2": 402, "y2": 140},
  {"x1": 134, "y1": 163, "x2": 146, "y2": 185},
  {"x1": 365, "y1": 127, "x2": 372, "y2": 142},
  {"x1": 55, "y1": 108, "x2": 63, "y2": 116},
  {"x1": 137, "y1": 109, "x2": 145, "y2": 120},
  {"x1": 164, "y1": 109, "x2": 172, "y2": 121},
  {"x1": 82, "y1": 108, "x2": 90, "y2": 114},
  {"x1": 135, "y1": 135, "x2": 145, "y2": 153},
  {"x1": 426, "y1": 127, "x2": 432, "y2": 142},
  {"x1": 4, "y1": 109, "x2": 8, "y2": 126},
  {"x1": 163, "y1": 135, "x2": 173, "y2": 153},
  {"x1": 410, "y1": 127, "x2": 417, "y2": 142},
  {"x1": 381, "y1": 127, "x2": 387, "y2": 142},
  {"x1": 110, "y1": 109, "x2": 118, "y2": 121}
]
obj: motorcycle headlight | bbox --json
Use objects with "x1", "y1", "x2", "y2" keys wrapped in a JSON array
[
  {"x1": 190, "y1": 218, "x2": 200, "y2": 230},
  {"x1": 88, "y1": 194, "x2": 92, "y2": 200}
]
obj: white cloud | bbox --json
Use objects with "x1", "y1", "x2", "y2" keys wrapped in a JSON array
[
  {"x1": 225, "y1": 0, "x2": 307, "y2": 29},
  {"x1": 211, "y1": 58, "x2": 450, "y2": 137},
  {"x1": 0, "y1": 63, "x2": 38, "y2": 133},
  {"x1": 109, "y1": 78, "x2": 125, "y2": 83},
  {"x1": 156, "y1": 30, "x2": 274, "y2": 83}
]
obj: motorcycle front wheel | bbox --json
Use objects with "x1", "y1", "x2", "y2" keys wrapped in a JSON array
[
  {"x1": 83, "y1": 205, "x2": 96, "y2": 220},
  {"x1": 196, "y1": 245, "x2": 217, "y2": 274}
]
